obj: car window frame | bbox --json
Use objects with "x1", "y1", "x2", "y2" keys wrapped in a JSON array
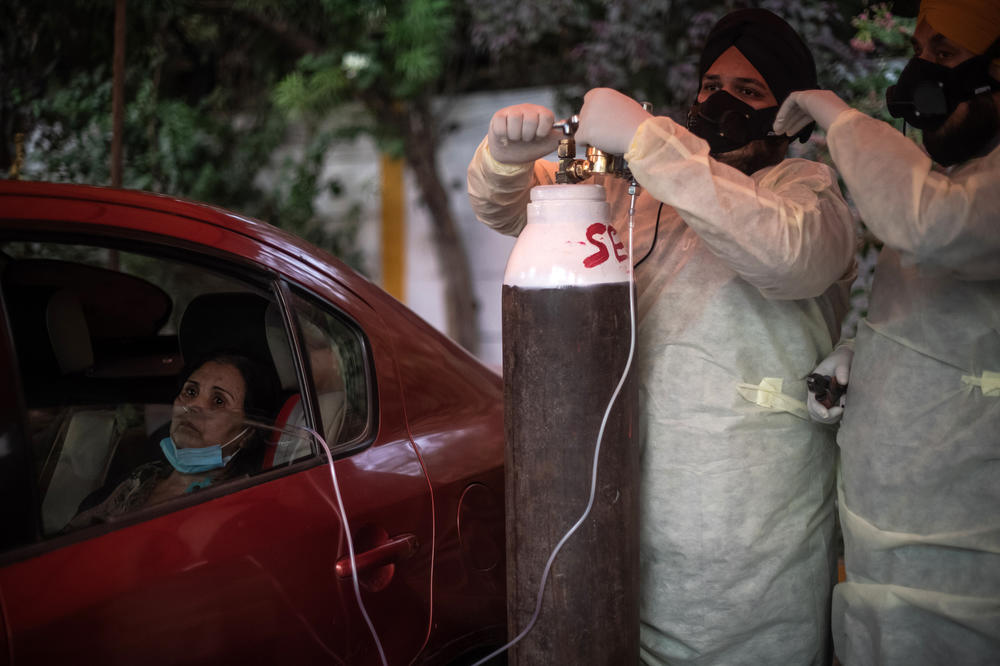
[
  {"x1": 0, "y1": 256, "x2": 39, "y2": 552},
  {"x1": 0, "y1": 228, "x2": 378, "y2": 563},
  {"x1": 277, "y1": 280, "x2": 378, "y2": 458}
]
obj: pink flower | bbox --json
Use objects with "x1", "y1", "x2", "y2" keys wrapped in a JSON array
[{"x1": 850, "y1": 37, "x2": 876, "y2": 53}]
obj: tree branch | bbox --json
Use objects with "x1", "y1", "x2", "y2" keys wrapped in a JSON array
[{"x1": 193, "y1": 1, "x2": 321, "y2": 55}]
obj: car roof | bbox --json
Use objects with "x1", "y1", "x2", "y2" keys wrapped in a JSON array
[
  {"x1": 0, "y1": 180, "x2": 496, "y2": 377},
  {"x1": 0, "y1": 180, "x2": 382, "y2": 306}
]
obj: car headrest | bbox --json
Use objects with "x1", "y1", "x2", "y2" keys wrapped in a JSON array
[
  {"x1": 179, "y1": 292, "x2": 294, "y2": 391},
  {"x1": 4, "y1": 258, "x2": 171, "y2": 340},
  {"x1": 46, "y1": 289, "x2": 93, "y2": 374}
]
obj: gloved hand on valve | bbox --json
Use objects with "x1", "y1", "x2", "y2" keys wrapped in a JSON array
[
  {"x1": 806, "y1": 344, "x2": 854, "y2": 424},
  {"x1": 574, "y1": 88, "x2": 653, "y2": 156},
  {"x1": 773, "y1": 90, "x2": 851, "y2": 137},
  {"x1": 487, "y1": 103, "x2": 562, "y2": 165}
]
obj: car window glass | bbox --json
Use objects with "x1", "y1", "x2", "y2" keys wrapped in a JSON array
[
  {"x1": 0, "y1": 241, "x2": 311, "y2": 541},
  {"x1": 287, "y1": 289, "x2": 371, "y2": 451}
]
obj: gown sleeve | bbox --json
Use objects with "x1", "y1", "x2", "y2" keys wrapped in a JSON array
[
  {"x1": 826, "y1": 109, "x2": 1000, "y2": 280},
  {"x1": 624, "y1": 117, "x2": 857, "y2": 300}
]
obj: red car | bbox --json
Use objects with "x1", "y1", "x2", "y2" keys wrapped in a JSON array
[{"x1": 0, "y1": 181, "x2": 506, "y2": 665}]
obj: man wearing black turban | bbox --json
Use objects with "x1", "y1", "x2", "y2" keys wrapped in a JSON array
[
  {"x1": 698, "y1": 8, "x2": 818, "y2": 108},
  {"x1": 687, "y1": 8, "x2": 818, "y2": 173},
  {"x1": 467, "y1": 8, "x2": 856, "y2": 664}
]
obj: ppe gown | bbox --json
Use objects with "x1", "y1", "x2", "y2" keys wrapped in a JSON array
[
  {"x1": 468, "y1": 116, "x2": 857, "y2": 664},
  {"x1": 826, "y1": 109, "x2": 1000, "y2": 665}
]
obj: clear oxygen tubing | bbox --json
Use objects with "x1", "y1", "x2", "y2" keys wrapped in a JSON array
[
  {"x1": 252, "y1": 418, "x2": 389, "y2": 666},
  {"x1": 472, "y1": 181, "x2": 641, "y2": 666}
]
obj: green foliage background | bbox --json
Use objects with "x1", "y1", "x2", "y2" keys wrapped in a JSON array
[
  {"x1": 3, "y1": 0, "x2": 920, "y2": 340},
  {"x1": 4, "y1": 0, "x2": 367, "y2": 270}
]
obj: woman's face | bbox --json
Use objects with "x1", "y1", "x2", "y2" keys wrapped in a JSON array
[{"x1": 170, "y1": 360, "x2": 247, "y2": 449}]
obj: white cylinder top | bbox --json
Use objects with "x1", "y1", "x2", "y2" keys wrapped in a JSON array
[{"x1": 504, "y1": 184, "x2": 630, "y2": 288}]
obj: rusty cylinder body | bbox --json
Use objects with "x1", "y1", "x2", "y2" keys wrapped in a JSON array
[{"x1": 502, "y1": 184, "x2": 639, "y2": 664}]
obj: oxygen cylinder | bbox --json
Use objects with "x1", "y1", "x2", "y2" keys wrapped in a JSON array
[{"x1": 502, "y1": 183, "x2": 639, "y2": 664}]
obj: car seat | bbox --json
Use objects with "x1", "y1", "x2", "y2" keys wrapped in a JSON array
[
  {"x1": 1, "y1": 257, "x2": 177, "y2": 405},
  {"x1": 2, "y1": 258, "x2": 177, "y2": 533},
  {"x1": 262, "y1": 304, "x2": 311, "y2": 467},
  {"x1": 262, "y1": 307, "x2": 347, "y2": 467},
  {"x1": 37, "y1": 289, "x2": 120, "y2": 534},
  {"x1": 178, "y1": 292, "x2": 301, "y2": 469},
  {"x1": 178, "y1": 292, "x2": 287, "y2": 384}
]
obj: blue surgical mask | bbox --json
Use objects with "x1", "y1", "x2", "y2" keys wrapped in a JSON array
[{"x1": 160, "y1": 428, "x2": 248, "y2": 475}]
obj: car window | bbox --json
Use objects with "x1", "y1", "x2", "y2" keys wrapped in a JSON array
[
  {"x1": 0, "y1": 240, "x2": 313, "y2": 542},
  {"x1": 284, "y1": 288, "x2": 372, "y2": 454}
]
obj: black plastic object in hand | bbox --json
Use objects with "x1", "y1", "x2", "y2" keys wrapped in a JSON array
[{"x1": 806, "y1": 373, "x2": 847, "y2": 409}]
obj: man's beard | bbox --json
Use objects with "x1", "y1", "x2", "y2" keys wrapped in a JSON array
[
  {"x1": 711, "y1": 137, "x2": 789, "y2": 175},
  {"x1": 922, "y1": 92, "x2": 999, "y2": 167}
]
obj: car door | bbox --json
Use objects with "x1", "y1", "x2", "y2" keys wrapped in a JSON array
[{"x1": 0, "y1": 219, "x2": 433, "y2": 665}]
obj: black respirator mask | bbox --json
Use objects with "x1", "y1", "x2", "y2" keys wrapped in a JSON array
[
  {"x1": 687, "y1": 91, "x2": 780, "y2": 154},
  {"x1": 886, "y1": 53, "x2": 1000, "y2": 131}
]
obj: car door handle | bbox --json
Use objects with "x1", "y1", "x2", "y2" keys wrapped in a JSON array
[{"x1": 335, "y1": 533, "x2": 419, "y2": 578}]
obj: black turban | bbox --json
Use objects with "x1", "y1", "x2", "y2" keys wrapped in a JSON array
[{"x1": 698, "y1": 8, "x2": 817, "y2": 105}]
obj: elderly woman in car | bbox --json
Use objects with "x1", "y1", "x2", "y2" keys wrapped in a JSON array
[{"x1": 71, "y1": 351, "x2": 278, "y2": 526}]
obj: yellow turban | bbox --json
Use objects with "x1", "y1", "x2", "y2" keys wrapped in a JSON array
[{"x1": 919, "y1": 0, "x2": 1000, "y2": 55}]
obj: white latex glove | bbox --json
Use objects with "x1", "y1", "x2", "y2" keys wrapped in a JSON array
[
  {"x1": 773, "y1": 90, "x2": 851, "y2": 136},
  {"x1": 575, "y1": 88, "x2": 652, "y2": 156},
  {"x1": 807, "y1": 345, "x2": 854, "y2": 424},
  {"x1": 487, "y1": 103, "x2": 562, "y2": 165}
]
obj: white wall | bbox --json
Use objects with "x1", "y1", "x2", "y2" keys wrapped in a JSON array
[
  {"x1": 314, "y1": 87, "x2": 560, "y2": 371},
  {"x1": 407, "y1": 87, "x2": 559, "y2": 370}
]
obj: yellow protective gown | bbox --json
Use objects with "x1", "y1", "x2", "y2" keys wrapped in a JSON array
[
  {"x1": 468, "y1": 116, "x2": 857, "y2": 664},
  {"x1": 826, "y1": 109, "x2": 1000, "y2": 664}
]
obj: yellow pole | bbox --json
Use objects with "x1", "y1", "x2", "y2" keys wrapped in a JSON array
[
  {"x1": 380, "y1": 154, "x2": 406, "y2": 301},
  {"x1": 7, "y1": 133, "x2": 24, "y2": 180}
]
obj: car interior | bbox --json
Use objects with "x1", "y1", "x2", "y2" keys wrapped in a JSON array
[{"x1": 0, "y1": 249, "x2": 315, "y2": 537}]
